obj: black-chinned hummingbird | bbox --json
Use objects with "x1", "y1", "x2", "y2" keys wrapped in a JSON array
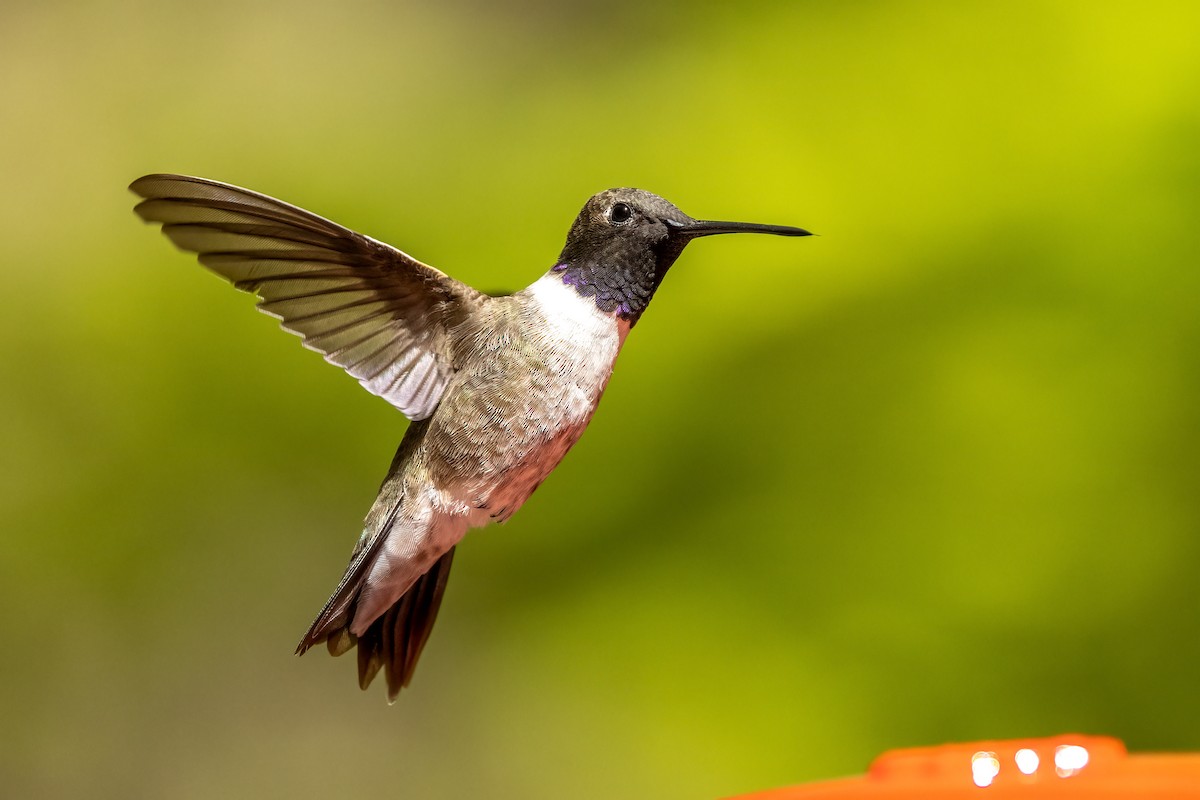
[{"x1": 131, "y1": 175, "x2": 810, "y2": 701}]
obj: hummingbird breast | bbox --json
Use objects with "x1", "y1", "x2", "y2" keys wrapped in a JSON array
[{"x1": 421, "y1": 273, "x2": 629, "y2": 524}]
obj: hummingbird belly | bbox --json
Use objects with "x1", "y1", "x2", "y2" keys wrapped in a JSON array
[{"x1": 424, "y1": 274, "x2": 628, "y2": 526}]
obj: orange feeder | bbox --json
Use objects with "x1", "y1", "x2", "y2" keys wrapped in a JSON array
[{"x1": 731, "y1": 735, "x2": 1200, "y2": 799}]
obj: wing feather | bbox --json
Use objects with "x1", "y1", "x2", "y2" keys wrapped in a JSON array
[{"x1": 132, "y1": 174, "x2": 485, "y2": 420}]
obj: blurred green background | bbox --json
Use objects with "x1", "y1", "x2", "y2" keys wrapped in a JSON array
[{"x1": 2, "y1": 1, "x2": 1198, "y2": 797}]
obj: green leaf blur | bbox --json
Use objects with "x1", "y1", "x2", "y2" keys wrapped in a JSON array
[{"x1": 2, "y1": 1, "x2": 1198, "y2": 797}]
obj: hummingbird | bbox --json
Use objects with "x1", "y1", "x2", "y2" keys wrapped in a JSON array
[{"x1": 131, "y1": 174, "x2": 811, "y2": 700}]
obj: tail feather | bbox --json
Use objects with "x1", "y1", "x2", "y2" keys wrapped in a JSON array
[
  {"x1": 297, "y1": 539, "x2": 457, "y2": 701},
  {"x1": 357, "y1": 546, "x2": 456, "y2": 700},
  {"x1": 294, "y1": 510, "x2": 394, "y2": 656}
]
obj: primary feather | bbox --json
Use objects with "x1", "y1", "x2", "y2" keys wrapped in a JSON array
[{"x1": 132, "y1": 174, "x2": 484, "y2": 420}]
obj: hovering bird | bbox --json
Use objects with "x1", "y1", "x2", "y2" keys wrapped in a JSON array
[{"x1": 131, "y1": 174, "x2": 810, "y2": 700}]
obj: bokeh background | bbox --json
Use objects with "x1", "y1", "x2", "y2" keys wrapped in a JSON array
[{"x1": 2, "y1": 1, "x2": 1198, "y2": 797}]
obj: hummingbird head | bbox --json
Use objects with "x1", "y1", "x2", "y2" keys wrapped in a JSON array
[{"x1": 553, "y1": 188, "x2": 810, "y2": 323}]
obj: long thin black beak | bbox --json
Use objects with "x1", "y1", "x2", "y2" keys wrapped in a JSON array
[{"x1": 667, "y1": 218, "x2": 813, "y2": 240}]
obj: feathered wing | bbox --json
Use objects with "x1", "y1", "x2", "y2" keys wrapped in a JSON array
[{"x1": 131, "y1": 173, "x2": 484, "y2": 420}]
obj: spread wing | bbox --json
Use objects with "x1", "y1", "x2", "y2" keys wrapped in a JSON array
[{"x1": 131, "y1": 174, "x2": 484, "y2": 420}]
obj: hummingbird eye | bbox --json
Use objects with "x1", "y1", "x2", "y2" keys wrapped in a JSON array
[{"x1": 609, "y1": 202, "x2": 633, "y2": 225}]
